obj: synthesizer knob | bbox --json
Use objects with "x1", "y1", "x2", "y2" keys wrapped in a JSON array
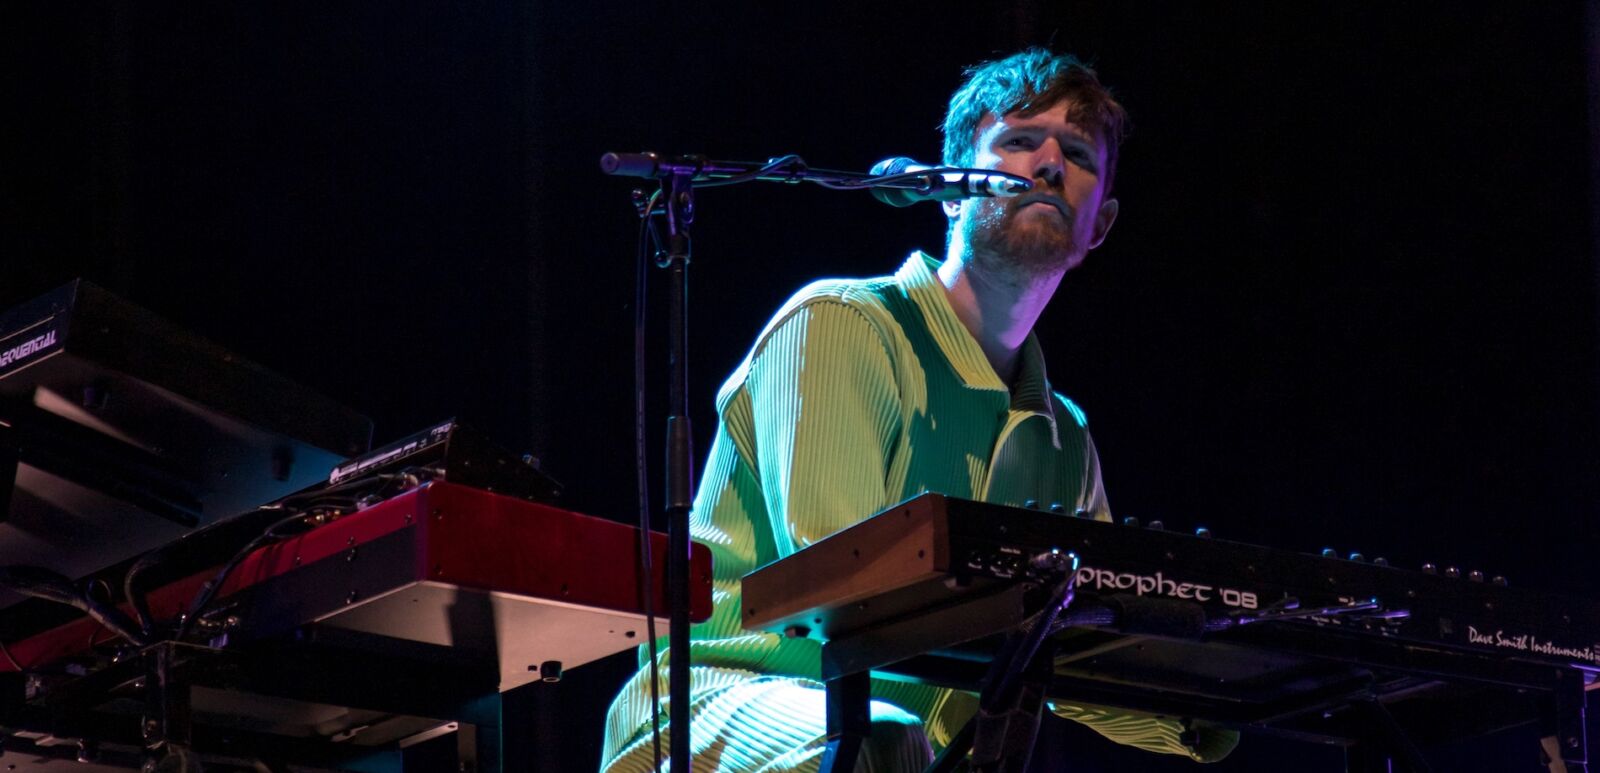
[
  {"x1": 1444, "y1": 566, "x2": 1461, "y2": 579},
  {"x1": 1122, "y1": 516, "x2": 1141, "y2": 528},
  {"x1": 1049, "y1": 502, "x2": 1066, "y2": 514},
  {"x1": 1491, "y1": 575, "x2": 1508, "y2": 587},
  {"x1": 1024, "y1": 500, "x2": 1040, "y2": 509},
  {"x1": 1148, "y1": 520, "x2": 1165, "y2": 530},
  {"x1": 1194, "y1": 527, "x2": 1212, "y2": 539},
  {"x1": 1321, "y1": 547, "x2": 1338, "y2": 558},
  {"x1": 1468, "y1": 570, "x2": 1485, "y2": 583},
  {"x1": 1373, "y1": 557, "x2": 1390, "y2": 567},
  {"x1": 1422, "y1": 563, "x2": 1438, "y2": 574},
  {"x1": 1073, "y1": 507, "x2": 1091, "y2": 519},
  {"x1": 1348, "y1": 552, "x2": 1365, "y2": 562}
]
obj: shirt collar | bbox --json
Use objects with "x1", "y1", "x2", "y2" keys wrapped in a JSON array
[{"x1": 895, "y1": 252, "x2": 1060, "y2": 426}]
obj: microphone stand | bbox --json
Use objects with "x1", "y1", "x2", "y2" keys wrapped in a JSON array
[
  {"x1": 601, "y1": 152, "x2": 1028, "y2": 772},
  {"x1": 661, "y1": 167, "x2": 696, "y2": 773}
]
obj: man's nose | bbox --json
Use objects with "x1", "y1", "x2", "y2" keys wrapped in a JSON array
[{"x1": 1034, "y1": 139, "x2": 1066, "y2": 187}]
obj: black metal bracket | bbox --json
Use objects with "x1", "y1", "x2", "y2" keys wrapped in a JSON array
[
  {"x1": 819, "y1": 670, "x2": 872, "y2": 773},
  {"x1": 1550, "y1": 670, "x2": 1590, "y2": 772},
  {"x1": 970, "y1": 639, "x2": 1055, "y2": 772},
  {"x1": 137, "y1": 642, "x2": 195, "y2": 772},
  {"x1": 0, "y1": 419, "x2": 15, "y2": 520},
  {"x1": 1347, "y1": 697, "x2": 1434, "y2": 773}
]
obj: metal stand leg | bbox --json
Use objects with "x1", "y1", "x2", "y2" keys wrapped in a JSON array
[
  {"x1": 820, "y1": 670, "x2": 871, "y2": 773},
  {"x1": 927, "y1": 719, "x2": 975, "y2": 773},
  {"x1": 969, "y1": 644, "x2": 1052, "y2": 773},
  {"x1": 1344, "y1": 744, "x2": 1393, "y2": 773},
  {"x1": 1551, "y1": 671, "x2": 1589, "y2": 773},
  {"x1": 456, "y1": 722, "x2": 480, "y2": 772},
  {"x1": 456, "y1": 692, "x2": 505, "y2": 773},
  {"x1": 0, "y1": 422, "x2": 16, "y2": 519},
  {"x1": 1352, "y1": 699, "x2": 1431, "y2": 773},
  {"x1": 143, "y1": 643, "x2": 194, "y2": 772},
  {"x1": 499, "y1": 678, "x2": 548, "y2": 773}
]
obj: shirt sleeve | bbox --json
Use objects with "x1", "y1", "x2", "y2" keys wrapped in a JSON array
[
  {"x1": 679, "y1": 297, "x2": 910, "y2": 684},
  {"x1": 1079, "y1": 429, "x2": 1112, "y2": 522},
  {"x1": 739, "y1": 299, "x2": 903, "y2": 552},
  {"x1": 674, "y1": 296, "x2": 903, "y2": 683}
]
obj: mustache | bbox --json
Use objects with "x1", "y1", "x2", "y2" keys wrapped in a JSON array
[{"x1": 1008, "y1": 190, "x2": 1073, "y2": 219}]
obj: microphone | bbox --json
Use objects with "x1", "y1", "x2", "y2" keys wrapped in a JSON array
[{"x1": 868, "y1": 157, "x2": 1031, "y2": 207}]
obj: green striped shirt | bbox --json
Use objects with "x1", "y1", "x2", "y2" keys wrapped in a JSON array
[{"x1": 602, "y1": 252, "x2": 1236, "y2": 768}]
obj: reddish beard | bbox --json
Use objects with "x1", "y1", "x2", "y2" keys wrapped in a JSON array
[{"x1": 959, "y1": 194, "x2": 1081, "y2": 286}]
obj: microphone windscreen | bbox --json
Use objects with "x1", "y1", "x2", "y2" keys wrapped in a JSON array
[
  {"x1": 870, "y1": 157, "x2": 917, "y2": 177},
  {"x1": 869, "y1": 157, "x2": 928, "y2": 207}
]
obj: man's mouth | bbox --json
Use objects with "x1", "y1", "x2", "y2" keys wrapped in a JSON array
[{"x1": 1014, "y1": 193, "x2": 1070, "y2": 218}]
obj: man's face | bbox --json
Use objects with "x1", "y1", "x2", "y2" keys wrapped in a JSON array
[{"x1": 947, "y1": 100, "x2": 1118, "y2": 285}]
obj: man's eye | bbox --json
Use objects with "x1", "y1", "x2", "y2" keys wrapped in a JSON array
[{"x1": 1004, "y1": 137, "x2": 1035, "y2": 149}]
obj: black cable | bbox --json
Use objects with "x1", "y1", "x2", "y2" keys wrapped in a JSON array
[
  {"x1": 0, "y1": 566, "x2": 148, "y2": 647},
  {"x1": 683, "y1": 156, "x2": 1007, "y2": 194},
  {"x1": 173, "y1": 510, "x2": 318, "y2": 642},
  {"x1": 693, "y1": 155, "x2": 806, "y2": 189},
  {"x1": 981, "y1": 552, "x2": 1079, "y2": 713},
  {"x1": 809, "y1": 166, "x2": 1010, "y2": 192},
  {"x1": 176, "y1": 472, "x2": 414, "y2": 642},
  {"x1": 1, "y1": 473, "x2": 418, "y2": 666},
  {"x1": 123, "y1": 472, "x2": 404, "y2": 644},
  {"x1": 124, "y1": 551, "x2": 161, "y2": 639},
  {"x1": 0, "y1": 637, "x2": 21, "y2": 672},
  {"x1": 83, "y1": 578, "x2": 123, "y2": 648},
  {"x1": 176, "y1": 469, "x2": 416, "y2": 643},
  {"x1": 635, "y1": 188, "x2": 665, "y2": 771}
]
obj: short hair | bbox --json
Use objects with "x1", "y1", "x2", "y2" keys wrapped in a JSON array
[{"x1": 941, "y1": 48, "x2": 1128, "y2": 194}]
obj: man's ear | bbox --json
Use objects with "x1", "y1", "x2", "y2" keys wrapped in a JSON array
[
  {"x1": 942, "y1": 200, "x2": 962, "y2": 219},
  {"x1": 1087, "y1": 197, "x2": 1119, "y2": 250}
]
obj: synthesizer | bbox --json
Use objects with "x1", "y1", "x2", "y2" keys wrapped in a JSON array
[
  {"x1": 744, "y1": 493, "x2": 1600, "y2": 676},
  {"x1": 0, "y1": 279, "x2": 373, "y2": 606},
  {"x1": 0, "y1": 482, "x2": 712, "y2": 770},
  {"x1": 742, "y1": 493, "x2": 1596, "y2": 769},
  {"x1": 5, "y1": 481, "x2": 711, "y2": 689}
]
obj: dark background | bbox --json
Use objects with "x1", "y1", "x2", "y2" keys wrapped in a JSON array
[{"x1": 5, "y1": 2, "x2": 1598, "y2": 770}]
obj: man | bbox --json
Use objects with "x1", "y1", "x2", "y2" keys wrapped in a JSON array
[{"x1": 601, "y1": 48, "x2": 1238, "y2": 771}]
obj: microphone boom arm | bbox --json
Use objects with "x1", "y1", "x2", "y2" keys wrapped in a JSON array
[{"x1": 599, "y1": 152, "x2": 1030, "y2": 199}]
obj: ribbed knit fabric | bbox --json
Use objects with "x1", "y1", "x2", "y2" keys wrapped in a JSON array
[{"x1": 600, "y1": 252, "x2": 1237, "y2": 771}]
